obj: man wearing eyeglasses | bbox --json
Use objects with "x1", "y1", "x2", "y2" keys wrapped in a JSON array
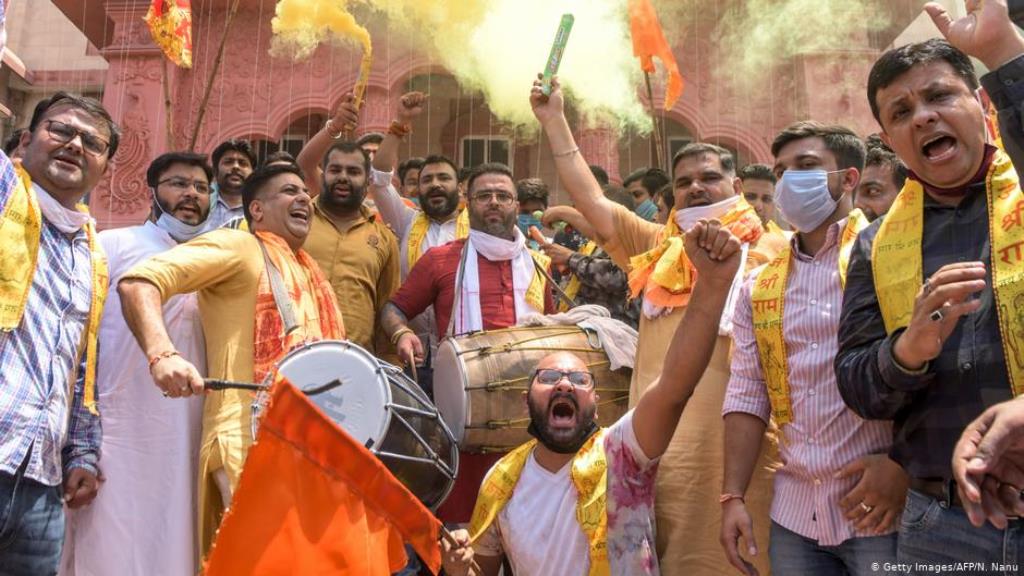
[
  {"x1": 440, "y1": 220, "x2": 746, "y2": 575},
  {"x1": 60, "y1": 153, "x2": 213, "y2": 576},
  {"x1": 0, "y1": 91, "x2": 119, "y2": 575},
  {"x1": 381, "y1": 162, "x2": 556, "y2": 525}
]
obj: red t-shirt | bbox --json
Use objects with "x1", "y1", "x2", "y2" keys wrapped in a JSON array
[
  {"x1": 390, "y1": 238, "x2": 556, "y2": 337},
  {"x1": 390, "y1": 237, "x2": 556, "y2": 523}
]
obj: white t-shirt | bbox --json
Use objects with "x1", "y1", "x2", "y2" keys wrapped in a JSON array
[{"x1": 475, "y1": 410, "x2": 659, "y2": 575}]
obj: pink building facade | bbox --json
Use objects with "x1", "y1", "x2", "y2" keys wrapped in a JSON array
[{"x1": 50, "y1": 0, "x2": 921, "y2": 229}]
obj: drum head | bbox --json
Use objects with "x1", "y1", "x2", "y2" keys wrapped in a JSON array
[
  {"x1": 432, "y1": 338, "x2": 467, "y2": 443},
  {"x1": 274, "y1": 341, "x2": 389, "y2": 447}
]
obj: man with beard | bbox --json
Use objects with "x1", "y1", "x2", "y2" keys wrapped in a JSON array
[
  {"x1": 531, "y1": 76, "x2": 784, "y2": 575},
  {"x1": 61, "y1": 152, "x2": 213, "y2": 576},
  {"x1": 836, "y1": 1, "x2": 1024, "y2": 570},
  {"x1": 0, "y1": 91, "x2": 117, "y2": 575},
  {"x1": 720, "y1": 123, "x2": 905, "y2": 576},
  {"x1": 380, "y1": 162, "x2": 555, "y2": 525},
  {"x1": 204, "y1": 139, "x2": 255, "y2": 229},
  {"x1": 854, "y1": 135, "x2": 906, "y2": 222},
  {"x1": 118, "y1": 163, "x2": 346, "y2": 557},
  {"x1": 440, "y1": 219, "x2": 749, "y2": 576},
  {"x1": 303, "y1": 141, "x2": 399, "y2": 358}
]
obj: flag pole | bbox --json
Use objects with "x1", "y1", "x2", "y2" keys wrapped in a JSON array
[
  {"x1": 189, "y1": 0, "x2": 242, "y2": 151},
  {"x1": 643, "y1": 70, "x2": 666, "y2": 170},
  {"x1": 162, "y1": 58, "x2": 174, "y2": 151}
]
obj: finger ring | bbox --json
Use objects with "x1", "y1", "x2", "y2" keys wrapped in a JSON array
[
  {"x1": 930, "y1": 309, "x2": 944, "y2": 322},
  {"x1": 860, "y1": 502, "x2": 874, "y2": 513}
]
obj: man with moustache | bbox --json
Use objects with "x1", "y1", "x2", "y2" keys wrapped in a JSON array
[
  {"x1": 303, "y1": 141, "x2": 399, "y2": 358},
  {"x1": 836, "y1": 1, "x2": 1024, "y2": 570},
  {"x1": 118, "y1": 163, "x2": 346, "y2": 556},
  {"x1": 0, "y1": 91, "x2": 117, "y2": 575},
  {"x1": 854, "y1": 135, "x2": 905, "y2": 222},
  {"x1": 61, "y1": 152, "x2": 213, "y2": 576},
  {"x1": 380, "y1": 163, "x2": 555, "y2": 525},
  {"x1": 721, "y1": 123, "x2": 905, "y2": 576},
  {"x1": 204, "y1": 139, "x2": 255, "y2": 229},
  {"x1": 440, "y1": 220, "x2": 751, "y2": 576},
  {"x1": 532, "y1": 76, "x2": 784, "y2": 575}
]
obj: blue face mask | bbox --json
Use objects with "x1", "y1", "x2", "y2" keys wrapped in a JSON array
[
  {"x1": 775, "y1": 169, "x2": 843, "y2": 233},
  {"x1": 635, "y1": 198, "x2": 658, "y2": 221}
]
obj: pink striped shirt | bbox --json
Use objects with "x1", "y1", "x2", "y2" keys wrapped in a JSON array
[{"x1": 723, "y1": 218, "x2": 893, "y2": 547}]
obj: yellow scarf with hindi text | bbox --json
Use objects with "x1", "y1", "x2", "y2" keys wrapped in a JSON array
[
  {"x1": 406, "y1": 209, "x2": 469, "y2": 272},
  {"x1": 751, "y1": 210, "x2": 868, "y2": 426},
  {"x1": 0, "y1": 163, "x2": 107, "y2": 415},
  {"x1": 469, "y1": 429, "x2": 609, "y2": 576},
  {"x1": 872, "y1": 149, "x2": 1024, "y2": 397}
]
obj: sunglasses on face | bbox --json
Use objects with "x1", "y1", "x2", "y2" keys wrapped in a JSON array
[
  {"x1": 532, "y1": 369, "x2": 596, "y2": 389},
  {"x1": 44, "y1": 119, "x2": 110, "y2": 157}
]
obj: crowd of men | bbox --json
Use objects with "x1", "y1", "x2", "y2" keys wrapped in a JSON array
[{"x1": 3, "y1": 1, "x2": 1024, "y2": 575}]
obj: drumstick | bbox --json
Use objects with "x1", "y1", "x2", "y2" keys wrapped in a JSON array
[
  {"x1": 204, "y1": 379, "x2": 270, "y2": 392},
  {"x1": 440, "y1": 527, "x2": 482, "y2": 575}
]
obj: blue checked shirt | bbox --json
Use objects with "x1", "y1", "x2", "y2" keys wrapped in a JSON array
[{"x1": 0, "y1": 151, "x2": 102, "y2": 486}]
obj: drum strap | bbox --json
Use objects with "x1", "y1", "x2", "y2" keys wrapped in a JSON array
[
  {"x1": 446, "y1": 242, "x2": 471, "y2": 338},
  {"x1": 258, "y1": 239, "x2": 300, "y2": 335},
  {"x1": 532, "y1": 257, "x2": 577, "y2": 310}
]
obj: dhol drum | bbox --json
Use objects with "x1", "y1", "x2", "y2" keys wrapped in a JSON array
[
  {"x1": 250, "y1": 340, "x2": 458, "y2": 510},
  {"x1": 433, "y1": 326, "x2": 632, "y2": 453}
]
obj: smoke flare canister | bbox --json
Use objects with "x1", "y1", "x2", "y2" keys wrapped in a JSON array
[{"x1": 542, "y1": 14, "x2": 574, "y2": 96}]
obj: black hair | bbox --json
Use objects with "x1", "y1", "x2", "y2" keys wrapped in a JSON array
[
  {"x1": 3, "y1": 128, "x2": 24, "y2": 155},
  {"x1": 658, "y1": 183, "x2": 674, "y2": 210},
  {"x1": 671, "y1": 142, "x2": 736, "y2": 178},
  {"x1": 29, "y1": 91, "x2": 120, "y2": 158},
  {"x1": 589, "y1": 164, "x2": 610, "y2": 186},
  {"x1": 322, "y1": 140, "x2": 370, "y2": 174},
  {"x1": 623, "y1": 167, "x2": 670, "y2": 197},
  {"x1": 398, "y1": 157, "x2": 425, "y2": 183},
  {"x1": 457, "y1": 166, "x2": 472, "y2": 184},
  {"x1": 867, "y1": 38, "x2": 979, "y2": 126},
  {"x1": 516, "y1": 177, "x2": 549, "y2": 206},
  {"x1": 421, "y1": 154, "x2": 459, "y2": 178},
  {"x1": 356, "y1": 132, "x2": 384, "y2": 147},
  {"x1": 603, "y1": 184, "x2": 635, "y2": 210},
  {"x1": 738, "y1": 163, "x2": 777, "y2": 185},
  {"x1": 241, "y1": 163, "x2": 306, "y2": 224},
  {"x1": 771, "y1": 121, "x2": 866, "y2": 171},
  {"x1": 211, "y1": 138, "x2": 257, "y2": 170},
  {"x1": 146, "y1": 152, "x2": 214, "y2": 188},
  {"x1": 466, "y1": 162, "x2": 514, "y2": 195},
  {"x1": 262, "y1": 150, "x2": 297, "y2": 168},
  {"x1": 864, "y1": 134, "x2": 908, "y2": 190}
]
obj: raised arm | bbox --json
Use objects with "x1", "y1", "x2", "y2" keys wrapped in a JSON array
[
  {"x1": 368, "y1": 92, "x2": 426, "y2": 232},
  {"x1": 296, "y1": 93, "x2": 360, "y2": 198},
  {"x1": 632, "y1": 220, "x2": 741, "y2": 459},
  {"x1": 530, "y1": 77, "x2": 618, "y2": 245},
  {"x1": 541, "y1": 205, "x2": 596, "y2": 241}
]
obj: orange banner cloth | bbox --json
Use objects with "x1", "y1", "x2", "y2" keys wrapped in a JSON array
[
  {"x1": 204, "y1": 381, "x2": 442, "y2": 576},
  {"x1": 628, "y1": 0, "x2": 684, "y2": 110},
  {"x1": 144, "y1": 0, "x2": 193, "y2": 68}
]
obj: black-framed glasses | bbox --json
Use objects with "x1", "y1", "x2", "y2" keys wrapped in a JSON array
[
  {"x1": 44, "y1": 120, "x2": 110, "y2": 157},
  {"x1": 533, "y1": 369, "x2": 596, "y2": 389},
  {"x1": 470, "y1": 191, "x2": 515, "y2": 205},
  {"x1": 158, "y1": 177, "x2": 211, "y2": 195}
]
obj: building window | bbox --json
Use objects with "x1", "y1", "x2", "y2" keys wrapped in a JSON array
[
  {"x1": 668, "y1": 137, "x2": 693, "y2": 163},
  {"x1": 461, "y1": 136, "x2": 511, "y2": 168}
]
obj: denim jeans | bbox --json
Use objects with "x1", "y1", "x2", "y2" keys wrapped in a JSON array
[
  {"x1": 0, "y1": 461, "x2": 65, "y2": 576},
  {"x1": 898, "y1": 488, "x2": 1024, "y2": 576},
  {"x1": 769, "y1": 520, "x2": 898, "y2": 575}
]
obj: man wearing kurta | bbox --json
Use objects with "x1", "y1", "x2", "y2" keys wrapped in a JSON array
[
  {"x1": 62, "y1": 152, "x2": 213, "y2": 576},
  {"x1": 118, "y1": 163, "x2": 345, "y2": 556},
  {"x1": 531, "y1": 77, "x2": 784, "y2": 575}
]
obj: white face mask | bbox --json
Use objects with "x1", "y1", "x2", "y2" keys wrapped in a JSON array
[
  {"x1": 674, "y1": 194, "x2": 741, "y2": 231},
  {"x1": 152, "y1": 191, "x2": 207, "y2": 242},
  {"x1": 34, "y1": 183, "x2": 91, "y2": 234},
  {"x1": 775, "y1": 169, "x2": 842, "y2": 233}
]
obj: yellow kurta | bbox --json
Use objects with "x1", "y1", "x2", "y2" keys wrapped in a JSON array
[
  {"x1": 122, "y1": 228, "x2": 291, "y2": 556},
  {"x1": 600, "y1": 203, "x2": 784, "y2": 576}
]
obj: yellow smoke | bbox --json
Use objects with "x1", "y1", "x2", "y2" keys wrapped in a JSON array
[{"x1": 271, "y1": 0, "x2": 651, "y2": 131}]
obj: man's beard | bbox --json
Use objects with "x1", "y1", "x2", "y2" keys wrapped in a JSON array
[
  {"x1": 527, "y1": 393, "x2": 598, "y2": 454},
  {"x1": 469, "y1": 209, "x2": 516, "y2": 240},
  {"x1": 420, "y1": 187, "x2": 459, "y2": 219},
  {"x1": 321, "y1": 180, "x2": 366, "y2": 211}
]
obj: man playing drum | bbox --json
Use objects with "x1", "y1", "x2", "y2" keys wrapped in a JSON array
[
  {"x1": 440, "y1": 219, "x2": 746, "y2": 575},
  {"x1": 117, "y1": 163, "x2": 346, "y2": 557},
  {"x1": 380, "y1": 162, "x2": 556, "y2": 524}
]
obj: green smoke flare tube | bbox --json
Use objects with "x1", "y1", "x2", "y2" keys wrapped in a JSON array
[{"x1": 542, "y1": 14, "x2": 574, "y2": 96}]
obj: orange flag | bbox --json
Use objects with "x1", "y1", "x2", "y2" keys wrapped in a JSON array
[
  {"x1": 143, "y1": 0, "x2": 193, "y2": 68},
  {"x1": 204, "y1": 381, "x2": 443, "y2": 576},
  {"x1": 628, "y1": 0, "x2": 684, "y2": 110}
]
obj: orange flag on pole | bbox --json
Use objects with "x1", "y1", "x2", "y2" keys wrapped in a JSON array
[
  {"x1": 204, "y1": 381, "x2": 443, "y2": 576},
  {"x1": 143, "y1": 0, "x2": 193, "y2": 68},
  {"x1": 628, "y1": 0, "x2": 684, "y2": 110}
]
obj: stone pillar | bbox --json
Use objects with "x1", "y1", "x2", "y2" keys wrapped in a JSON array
[
  {"x1": 90, "y1": 2, "x2": 168, "y2": 230},
  {"x1": 576, "y1": 124, "x2": 621, "y2": 184}
]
